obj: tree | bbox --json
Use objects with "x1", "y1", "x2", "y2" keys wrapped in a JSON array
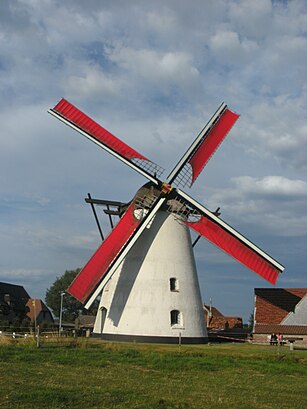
[{"x1": 45, "y1": 269, "x2": 97, "y2": 322}]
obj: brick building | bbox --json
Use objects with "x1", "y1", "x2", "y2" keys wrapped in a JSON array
[
  {"x1": 26, "y1": 298, "x2": 54, "y2": 326},
  {"x1": 204, "y1": 304, "x2": 243, "y2": 329},
  {"x1": 253, "y1": 288, "x2": 307, "y2": 346}
]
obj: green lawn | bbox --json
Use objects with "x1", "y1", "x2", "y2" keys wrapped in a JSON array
[{"x1": 0, "y1": 337, "x2": 306, "y2": 409}]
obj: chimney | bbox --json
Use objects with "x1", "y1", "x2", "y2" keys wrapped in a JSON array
[{"x1": 4, "y1": 294, "x2": 11, "y2": 305}]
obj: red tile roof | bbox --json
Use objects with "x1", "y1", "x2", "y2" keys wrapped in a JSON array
[
  {"x1": 204, "y1": 305, "x2": 243, "y2": 329},
  {"x1": 255, "y1": 324, "x2": 307, "y2": 335},
  {"x1": 204, "y1": 305, "x2": 224, "y2": 317},
  {"x1": 254, "y1": 288, "x2": 307, "y2": 324},
  {"x1": 254, "y1": 288, "x2": 307, "y2": 335}
]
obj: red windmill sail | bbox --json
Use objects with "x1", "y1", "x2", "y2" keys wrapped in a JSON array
[
  {"x1": 188, "y1": 108, "x2": 239, "y2": 186},
  {"x1": 49, "y1": 99, "x2": 164, "y2": 182},
  {"x1": 168, "y1": 103, "x2": 239, "y2": 188},
  {"x1": 53, "y1": 98, "x2": 147, "y2": 161},
  {"x1": 185, "y1": 215, "x2": 280, "y2": 285},
  {"x1": 68, "y1": 201, "x2": 140, "y2": 303}
]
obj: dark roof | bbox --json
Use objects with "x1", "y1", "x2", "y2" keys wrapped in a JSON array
[
  {"x1": 254, "y1": 288, "x2": 307, "y2": 324},
  {"x1": 0, "y1": 282, "x2": 30, "y2": 311}
]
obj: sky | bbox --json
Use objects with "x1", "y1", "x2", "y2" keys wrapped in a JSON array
[{"x1": 0, "y1": 0, "x2": 306, "y2": 322}]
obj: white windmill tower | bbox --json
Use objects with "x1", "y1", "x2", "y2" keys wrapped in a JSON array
[{"x1": 48, "y1": 99, "x2": 284, "y2": 343}]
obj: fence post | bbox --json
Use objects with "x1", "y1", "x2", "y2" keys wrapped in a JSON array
[{"x1": 37, "y1": 325, "x2": 40, "y2": 348}]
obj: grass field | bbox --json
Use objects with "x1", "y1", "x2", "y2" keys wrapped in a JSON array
[{"x1": 0, "y1": 337, "x2": 306, "y2": 409}]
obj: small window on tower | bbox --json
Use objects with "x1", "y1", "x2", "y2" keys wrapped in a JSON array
[
  {"x1": 170, "y1": 277, "x2": 179, "y2": 292},
  {"x1": 170, "y1": 310, "x2": 181, "y2": 326}
]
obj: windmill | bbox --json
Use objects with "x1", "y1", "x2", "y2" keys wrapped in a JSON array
[{"x1": 48, "y1": 99, "x2": 284, "y2": 343}]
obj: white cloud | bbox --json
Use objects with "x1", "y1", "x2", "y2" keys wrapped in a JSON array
[
  {"x1": 0, "y1": 268, "x2": 48, "y2": 279},
  {"x1": 64, "y1": 64, "x2": 122, "y2": 100},
  {"x1": 206, "y1": 176, "x2": 307, "y2": 237},
  {"x1": 108, "y1": 47, "x2": 201, "y2": 94},
  {"x1": 209, "y1": 30, "x2": 259, "y2": 65},
  {"x1": 146, "y1": 10, "x2": 177, "y2": 34},
  {"x1": 239, "y1": 93, "x2": 307, "y2": 170},
  {"x1": 229, "y1": 0, "x2": 272, "y2": 40},
  {"x1": 233, "y1": 176, "x2": 307, "y2": 198}
]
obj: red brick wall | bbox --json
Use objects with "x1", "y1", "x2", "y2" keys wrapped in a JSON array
[
  {"x1": 255, "y1": 289, "x2": 307, "y2": 324},
  {"x1": 253, "y1": 333, "x2": 307, "y2": 346}
]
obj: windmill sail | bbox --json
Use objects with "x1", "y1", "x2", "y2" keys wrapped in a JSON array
[
  {"x1": 185, "y1": 216, "x2": 281, "y2": 284},
  {"x1": 68, "y1": 194, "x2": 166, "y2": 307},
  {"x1": 168, "y1": 103, "x2": 239, "y2": 188},
  {"x1": 84, "y1": 196, "x2": 166, "y2": 309},
  {"x1": 176, "y1": 189, "x2": 284, "y2": 284},
  {"x1": 48, "y1": 99, "x2": 164, "y2": 184},
  {"x1": 67, "y1": 200, "x2": 141, "y2": 304}
]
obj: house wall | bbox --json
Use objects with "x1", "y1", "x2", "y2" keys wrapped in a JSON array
[
  {"x1": 282, "y1": 295, "x2": 307, "y2": 325},
  {"x1": 253, "y1": 333, "x2": 307, "y2": 346}
]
